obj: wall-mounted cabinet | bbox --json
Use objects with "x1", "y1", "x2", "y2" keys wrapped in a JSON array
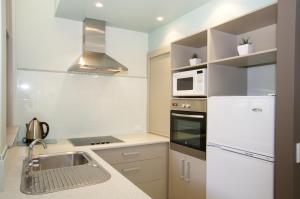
[{"x1": 171, "y1": 3, "x2": 277, "y2": 97}]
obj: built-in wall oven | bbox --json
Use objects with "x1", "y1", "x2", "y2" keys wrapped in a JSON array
[{"x1": 170, "y1": 99, "x2": 207, "y2": 160}]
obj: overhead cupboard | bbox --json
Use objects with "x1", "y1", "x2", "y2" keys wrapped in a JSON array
[{"x1": 171, "y1": 3, "x2": 277, "y2": 97}]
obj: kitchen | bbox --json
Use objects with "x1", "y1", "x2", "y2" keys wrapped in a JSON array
[{"x1": 0, "y1": 0, "x2": 299, "y2": 199}]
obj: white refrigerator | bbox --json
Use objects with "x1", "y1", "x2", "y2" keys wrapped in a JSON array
[{"x1": 207, "y1": 96, "x2": 275, "y2": 199}]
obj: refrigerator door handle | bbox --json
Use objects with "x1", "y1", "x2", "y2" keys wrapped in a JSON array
[
  {"x1": 207, "y1": 143, "x2": 223, "y2": 149},
  {"x1": 208, "y1": 143, "x2": 274, "y2": 162}
]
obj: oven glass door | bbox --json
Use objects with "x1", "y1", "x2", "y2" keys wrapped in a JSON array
[{"x1": 171, "y1": 110, "x2": 206, "y2": 151}]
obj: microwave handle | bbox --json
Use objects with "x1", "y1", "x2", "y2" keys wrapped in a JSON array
[{"x1": 171, "y1": 113, "x2": 204, "y2": 119}]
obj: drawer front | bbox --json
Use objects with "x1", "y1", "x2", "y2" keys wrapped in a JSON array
[
  {"x1": 94, "y1": 143, "x2": 168, "y2": 164},
  {"x1": 113, "y1": 158, "x2": 167, "y2": 184},
  {"x1": 137, "y1": 179, "x2": 168, "y2": 199}
]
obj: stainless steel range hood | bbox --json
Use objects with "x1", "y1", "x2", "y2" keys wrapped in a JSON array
[{"x1": 68, "y1": 19, "x2": 128, "y2": 74}]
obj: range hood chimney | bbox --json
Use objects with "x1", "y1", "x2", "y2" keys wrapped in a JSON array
[{"x1": 68, "y1": 19, "x2": 128, "y2": 74}]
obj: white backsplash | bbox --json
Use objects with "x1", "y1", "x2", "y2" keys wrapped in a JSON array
[
  {"x1": 16, "y1": 70, "x2": 147, "y2": 140},
  {"x1": 12, "y1": 0, "x2": 149, "y2": 141}
]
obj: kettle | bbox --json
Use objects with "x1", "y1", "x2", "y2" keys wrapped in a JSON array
[{"x1": 23, "y1": 118, "x2": 49, "y2": 144}]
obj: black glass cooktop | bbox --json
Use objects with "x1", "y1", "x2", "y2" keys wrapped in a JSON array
[{"x1": 68, "y1": 136, "x2": 124, "y2": 146}]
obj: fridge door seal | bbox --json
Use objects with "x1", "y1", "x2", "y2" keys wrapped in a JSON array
[{"x1": 208, "y1": 142, "x2": 274, "y2": 162}]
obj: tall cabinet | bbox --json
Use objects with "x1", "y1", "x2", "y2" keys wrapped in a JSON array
[
  {"x1": 169, "y1": 3, "x2": 277, "y2": 199},
  {"x1": 148, "y1": 49, "x2": 171, "y2": 138}
]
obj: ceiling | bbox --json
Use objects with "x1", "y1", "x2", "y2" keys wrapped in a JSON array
[{"x1": 55, "y1": 0, "x2": 209, "y2": 32}]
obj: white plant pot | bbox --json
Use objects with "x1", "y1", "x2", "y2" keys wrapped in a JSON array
[
  {"x1": 237, "y1": 44, "x2": 254, "y2": 56},
  {"x1": 189, "y1": 58, "x2": 202, "y2": 66}
]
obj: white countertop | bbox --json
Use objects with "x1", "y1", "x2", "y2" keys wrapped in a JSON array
[{"x1": 0, "y1": 133, "x2": 169, "y2": 199}]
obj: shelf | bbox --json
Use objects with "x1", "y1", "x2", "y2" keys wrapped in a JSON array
[
  {"x1": 212, "y1": 4, "x2": 277, "y2": 34},
  {"x1": 172, "y1": 62, "x2": 208, "y2": 72},
  {"x1": 173, "y1": 30, "x2": 207, "y2": 48},
  {"x1": 209, "y1": 48, "x2": 277, "y2": 67},
  {"x1": 170, "y1": 3, "x2": 277, "y2": 97}
]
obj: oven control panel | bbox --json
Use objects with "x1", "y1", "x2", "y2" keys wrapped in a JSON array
[
  {"x1": 171, "y1": 99, "x2": 207, "y2": 112},
  {"x1": 172, "y1": 102, "x2": 191, "y2": 109}
]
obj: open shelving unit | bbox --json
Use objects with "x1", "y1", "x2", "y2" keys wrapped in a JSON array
[
  {"x1": 171, "y1": 62, "x2": 208, "y2": 72},
  {"x1": 171, "y1": 3, "x2": 278, "y2": 98},
  {"x1": 209, "y1": 3, "x2": 277, "y2": 65},
  {"x1": 171, "y1": 30, "x2": 208, "y2": 70}
]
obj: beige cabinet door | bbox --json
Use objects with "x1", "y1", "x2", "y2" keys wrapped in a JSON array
[
  {"x1": 148, "y1": 52, "x2": 171, "y2": 137},
  {"x1": 185, "y1": 156, "x2": 206, "y2": 199},
  {"x1": 170, "y1": 150, "x2": 206, "y2": 199},
  {"x1": 169, "y1": 150, "x2": 187, "y2": 199}
]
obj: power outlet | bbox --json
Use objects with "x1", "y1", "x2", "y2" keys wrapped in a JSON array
[{"x1": 296, "y1": 143, "x2": 300, "y2": 163}]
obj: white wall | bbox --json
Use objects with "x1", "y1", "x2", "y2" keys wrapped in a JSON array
[
  {"x1": 13, "y1": 0, "x2": 148, "y2": 140},
  {"x1": 149, "y1": 0, "x2": 277, "y2": 51},
  {"x1": 15, "y1": 0, "x2": 147, "y2": 77}
]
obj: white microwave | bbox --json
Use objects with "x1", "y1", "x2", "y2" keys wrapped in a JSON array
[{"x1": 173, "y1": 69, "x2": 207, "y2": 97}]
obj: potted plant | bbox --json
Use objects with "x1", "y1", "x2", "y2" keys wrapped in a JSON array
[
  {"x1": 189, "y1": 54, "x2": 202, "y2": 66},
  {"x1": 237, "y1": 37, "x2": 254, "y2": 56}
]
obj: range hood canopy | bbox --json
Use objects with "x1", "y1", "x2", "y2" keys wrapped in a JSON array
[{"x1": 68, "y1": 18, "x2": 128, "y2": 74}]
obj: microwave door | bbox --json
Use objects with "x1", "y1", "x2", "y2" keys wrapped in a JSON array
[
  {"x1": 173, "y1": 78, "x2": 195, "y2": 96},
  {"x1": 173, "y1": 71, "x2": 196, "y2": 96},
  {"x1": 172, "y1": 69, "x2": 207, "y2": 97}
]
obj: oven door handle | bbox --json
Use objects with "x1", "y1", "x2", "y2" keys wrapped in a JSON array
[{"x1": 171, "y1": 113, "x2": 204, "y2": 119}]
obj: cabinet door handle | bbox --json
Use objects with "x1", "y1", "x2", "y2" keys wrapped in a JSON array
[
  {"x1": 185, "y1": 161, "x2": 191, "y2": 182},
  {"x1": 122, "y1": 152, "x2": 140, "y2": 156},
  {"x1": 121, "y1": 167, "x2": 141, "y2": 172},
  {"x1": 180, "y1": 159, "x2": 185, "y2": 179}
]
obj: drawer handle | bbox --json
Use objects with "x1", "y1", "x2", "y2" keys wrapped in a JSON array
[
  {"x1": 122, "y1": 152, "x2": 140, "y2": 156},
  {"x1": 122, "y1": 167, "x2": 141, "y2": 172}
]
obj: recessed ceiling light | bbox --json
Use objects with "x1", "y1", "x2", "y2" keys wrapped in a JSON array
[
  {"x1": 95, "y1": 2, "x2": 103, "y2": 8},
  {"x1": 157, "y1": 16, "x2": 164, "y2": 21}
]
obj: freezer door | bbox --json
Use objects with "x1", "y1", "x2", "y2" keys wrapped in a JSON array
[
  {"x1": 206, "y1": 145, "x2": 274, "y2": 199},
  {"x1": 207, "y1": 96, "x2": 275, "y2": 157}
]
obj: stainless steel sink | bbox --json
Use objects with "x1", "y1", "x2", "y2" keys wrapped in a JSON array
[
  {"x1": 20, "y1": 151, "x2": 111, "y2": 195},
  {"x1": 31, "y1": 152, "x2": 89, "y2": 170}
]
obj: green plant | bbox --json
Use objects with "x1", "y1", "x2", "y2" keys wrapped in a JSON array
[
  {"x1": 192, "y1": 54, "x2": 198, "y2": 59},
  {"x1": 240, "y1": 37, "x2": 252, "y2": 45}
]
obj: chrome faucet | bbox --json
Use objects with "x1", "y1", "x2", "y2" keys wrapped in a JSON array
[{"x1": 27, "y1": 139, "x2": 47, "y2": 164}]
